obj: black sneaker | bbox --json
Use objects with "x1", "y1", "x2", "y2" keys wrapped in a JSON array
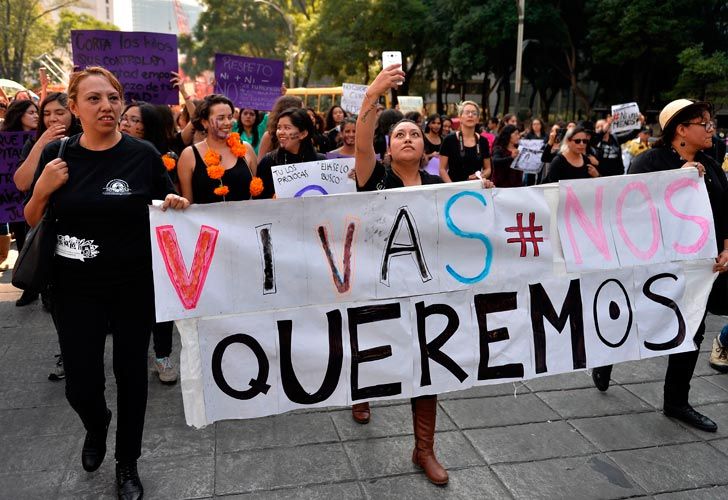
[
  {"x1": 82, "y1": 409, "x2": 112, "y2": 471},
  {"x1": 48, "y1": 354, "x2": 65, "y2": 381},
  {"x1": 663, "y1": 403, "x2": 717, "y2": 432},
  {"x1": 116, "y1": 461, "x2": 143, "y2": 500}
]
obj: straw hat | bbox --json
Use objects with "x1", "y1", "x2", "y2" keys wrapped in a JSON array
[{"x1": 659, "y1": 99, "x2": 709, "y2": 131}]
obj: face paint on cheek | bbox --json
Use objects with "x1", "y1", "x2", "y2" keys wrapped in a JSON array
[{"x1": 209, "y1": 118, "x2": 229, "y2": 140}]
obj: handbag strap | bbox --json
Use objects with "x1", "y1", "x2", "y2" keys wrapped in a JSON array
[{"x1": 57, "y1": 136, "x2": 69, "y2": 159}]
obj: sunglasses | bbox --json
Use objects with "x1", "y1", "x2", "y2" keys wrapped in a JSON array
[{"x1": 571, "y1": 138, "x2": 588, "y2": 144}]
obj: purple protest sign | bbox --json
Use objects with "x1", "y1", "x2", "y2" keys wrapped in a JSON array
[
  {"x1": 214, "y1": 54, "x2": 284, "y2": 112},
  {"x1": 0, "y1": 131, "x2": 34, "y2": 223},
  {"x1": 71, "y1": 30, "x2": 179, "y2": 105}
]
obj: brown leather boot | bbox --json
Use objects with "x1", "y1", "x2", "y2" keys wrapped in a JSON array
[
  {"x1": 351, "y1": 402, "x2": 370, "y2": 424},
  {"x1": 412, "y1": 397, "x2": 448, "y2": 485}
]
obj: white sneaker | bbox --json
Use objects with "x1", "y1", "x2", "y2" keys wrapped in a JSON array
[
  {"x1": 153, "y1": 357, "x2": 178, "y2": 384},
  {"x1": 709, "y1": 337, "x2": 728, "y2": 373}
]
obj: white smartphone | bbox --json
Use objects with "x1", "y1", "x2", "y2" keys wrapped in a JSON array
[{"x1": 382, "y1": 51, "x2": 402, "y2": 69}]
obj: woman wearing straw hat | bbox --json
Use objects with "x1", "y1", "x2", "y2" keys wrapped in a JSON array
[{"x1": 591, "y1": 99, "x2": 728, "y2": 433}]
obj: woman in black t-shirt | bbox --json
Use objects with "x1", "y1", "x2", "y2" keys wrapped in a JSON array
[
  {"x1": 439, "y1": 101, "x2": 491, "y2": 182},
  {"x1": 543, "y1": 126, "x2": 600, "y2": 183},
  {"x1": 423, "y1": 113, "x2": 442, "y2": 162},
  {"x1": 24, "y1": 67, "x2": 189, "y2": 499},
  {"x1": 255, "y1": 107, "x2": 326, "y2": 199},
  {"x1": 355, "y1": 65, "x2": 492, "y2": 486}
]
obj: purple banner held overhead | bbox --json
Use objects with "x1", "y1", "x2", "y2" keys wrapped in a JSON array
[
  {"x1": 214, "y1": 54, "x2": 284, "y2": 112},
  {"x1": 0, "y1": 131, "x2": 34, "y2": 223},
  {"x1": 71, "y1": 30, "x2": 179, "y2": 105}
]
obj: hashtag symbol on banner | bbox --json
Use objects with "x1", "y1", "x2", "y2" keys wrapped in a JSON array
[{"x1": 505, "y1": 212, "x2": 543, "y2": 257}]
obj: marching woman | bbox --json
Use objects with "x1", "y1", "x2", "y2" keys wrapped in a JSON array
[
  {"x1": 255, "y1": 107, "x2": 326, "y2": 199},
  {"x1": 354, "y1": 64, "x2": 493, "y2": 486},
  {"x1": 24, "y1": 67, "x2": 189, "y2": 500},
  {"x1": 423, "y1": 113, "x2": 443, "y2": 162},
  {"x1": 439, "y1": 101, "x2": 491, "y2": 183},
  {"x1": 490, "y1": 124, "x2": 523, "y2": 188},
  {"x1": 237, "y1": 108, "x2": 265, "y2": 156},
  {"x1": 542, "y1": 126, "x2": 600, "y2": 182},
  {"x1": 177, "y1": 94, "x2": 258, "y2": 204},
  {"x1": 328, "y1": 117, "x2": 356, "y2": 157},
  {"x1": 1, "y1": 99, "x2": 40, "y2": 304},
  {"x1": 592, "y1": 99, "x2": 728, "y2": 433}
]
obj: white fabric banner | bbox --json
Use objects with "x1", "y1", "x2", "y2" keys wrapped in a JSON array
[{"x1": 148, "y1": 170, "x2": 720, "y2": 427}]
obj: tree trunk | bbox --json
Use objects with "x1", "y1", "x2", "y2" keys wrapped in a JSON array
[
  {"x1": 502, "y1": 70, "x2": 512, "y2": 115},
  {"x1": 436, "y1": 70, "x2": 444, "y2": 114},
  {"x1": 481, "y1": 76, "x2": 490, "y2": 118}
]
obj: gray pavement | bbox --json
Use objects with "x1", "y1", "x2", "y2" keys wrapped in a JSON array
[{"x1": 2, "y1": 245, "x2": 728, "y2": 499}]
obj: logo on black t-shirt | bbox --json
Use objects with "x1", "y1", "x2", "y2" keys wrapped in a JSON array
[
  {"x1": 103, "y1": 179, "x2": 131, "y2": 196},
  {"x1": 55, "y1": 235, "x2": 100, "y2": 262}
]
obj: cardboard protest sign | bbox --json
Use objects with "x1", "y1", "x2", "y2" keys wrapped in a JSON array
[
  {"x1": 270, "y1": 158, "x2": 356, "y2": 198},
  {"x1": 397, "y1": 96, "x2": 423, "y2": 114},
  {"x1": 611, "y1": 102, "x2": 641, "y2": 134},
  {"x1": 341, "y1": 83, "x2": 368, "y2": 115},
  {"x1": 148, "y1": 170, "x2": 719, "y2": 426},
  {"x1": 214, "y1": 54, "x2": 284, "y2": 112},
  {"x1": 0, "y1": 131, "x2": 34, "y2": 223},
  {"x1": 71, "y1": 30, "x2": 179, "y2": 105},
  {"x1": 511, "y1": 139, "x2": 546, "y2": 173}
]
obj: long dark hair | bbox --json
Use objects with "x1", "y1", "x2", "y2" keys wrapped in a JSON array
[
  {"x1": 0, "y1": 100, "x2": 38, "y2": 132},
  {"x1": 267, "y1": 95, "x2": 303, "y2": 149},
  {"x1": 275, "y1": 107, "x2": 317, "y2": 161},
  {"x1": 494, "y1": 125, "x2": 518, "y2": 151},
  {"x1": 424, "y1": 113, "x2": 441, "y2": 135},
  {"x1": 236, "y1": 108, "x2": 262, "y2": 149},
  {"x1": 154, "y1": 104, "x2": 178, "y2": 152},
  {"x1": 325, "y1": 105, "x2": 347, "y2": 131},
  {"x1": 36, "y1": 92, "x2": 81, "y2": 139}
]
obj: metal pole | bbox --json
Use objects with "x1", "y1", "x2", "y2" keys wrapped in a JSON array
[{"x1": 515, "y1": 0, "x2": 525, "y2": 94}]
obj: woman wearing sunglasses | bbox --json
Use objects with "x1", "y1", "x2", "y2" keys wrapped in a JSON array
[{"x1": 543, "y1": 126, "x2": 599, "y2": 182}]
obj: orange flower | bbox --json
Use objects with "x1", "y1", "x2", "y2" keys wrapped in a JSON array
[
  {"x1": 249, "y1": 176, "x2": 264, "y2": 197},
  {"x1": 204, "y1": 148, "x2": 221, "y2": 167},
  {"x1": 206, "y1": 164, "x2": 225, "y2": 180},
  {"x1": 226, "y1": 132, "x2": 241, "y2": 147},
  {"x1": 231, "y1": 143, "x2": 247, "y2": 157},
  {"x1": 162, "y1": 154, "x2": 176, "y2": 171},
  {"x1": 214, "y1": 185, "x2": 230, "y2": 197}
]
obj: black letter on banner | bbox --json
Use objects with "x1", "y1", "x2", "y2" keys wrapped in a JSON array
[
  {"x1": 642, "y1": 273, "x2": 686, "y2": 351},
  {"x1": 380, "y1": 206, "x2": 432, "y2": 287},
  {"x1": 277, "y1": 310, "x2": 343, "y2": 404},
  {"x1": 473, "y1": 292, "x2": 524, "y2": 380},
  {"x1": 318, "y1": 222, "x2": 357, "y2": 293},
  {"x1": 211, "y1": 334, "x2": 271, "y2": 400},
  {"x1": 593, "y1": 279, "x2": 632, "y2": 348},
  {"x1": 529, "y1": 279, "x2": 585, "y2": 373},
  {"x1": 349, "y1": 303, "x2": 402, "y2": 400},
  {"x1": 415, "y1": 302, "x2": 468, "y2": 386},
  {"x1": 256, "y1": 223, "x2": 276, "y2": 294}
]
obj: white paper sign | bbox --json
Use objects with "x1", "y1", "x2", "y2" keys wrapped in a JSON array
[
  {"x1": 512, "y1": 139, "x2": 546, "y2": 173},
  {"x1": 398, "y1": 96, "x2": 423, "y2": 114},
  {"x1": 271, "y1": 158, "x2": 356, "y2": 198},
  {"x1": 611, "y1": 102, "x2": 641, "y2": 134},
  {"x1": 341, "y1": 83, "x2": 368, "y2": 115}
]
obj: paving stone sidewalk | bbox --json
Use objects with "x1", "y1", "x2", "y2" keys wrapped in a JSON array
[{"x1": 2, "y1": 253, "x2": 728, "y2": 499}]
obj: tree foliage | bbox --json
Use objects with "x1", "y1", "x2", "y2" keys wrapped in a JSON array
[{"x1": 0, "y1": 0, "x2": 77, "y2": 83}]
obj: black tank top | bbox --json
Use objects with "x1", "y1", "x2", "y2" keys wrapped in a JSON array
[{"x1": 191, "y1": 145, "x2": 252, "y2": 204}]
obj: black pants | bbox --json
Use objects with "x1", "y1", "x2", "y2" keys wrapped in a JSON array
[
  {"x1": 664, "y1": 317, "x2": 706, "y2": 406},
  {"x1": 54, "y1": 281, "x2": 153, "y2": 462},
  {"x1": 9, "y1": 221, "x2": 27, "y2": 251},
  {"x1": 152, "y1": 321, "x2": 173, "y2": 359}
]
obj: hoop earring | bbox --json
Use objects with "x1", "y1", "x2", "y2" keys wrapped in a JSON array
[{"x1": 680, "y1": 141, "x2": 685, "y2": 147}]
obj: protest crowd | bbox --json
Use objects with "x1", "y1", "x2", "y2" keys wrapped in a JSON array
[{"x1": 2, "y1": 34, "x2": 728, "y2": 500}]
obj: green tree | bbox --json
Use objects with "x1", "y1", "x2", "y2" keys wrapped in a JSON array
[
  {"x1": 669, "y1": 45, "x2": 728, "y2": 108},
  {"x1": 0, "y1": 0, "x2": 76, "y2": 83}
]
